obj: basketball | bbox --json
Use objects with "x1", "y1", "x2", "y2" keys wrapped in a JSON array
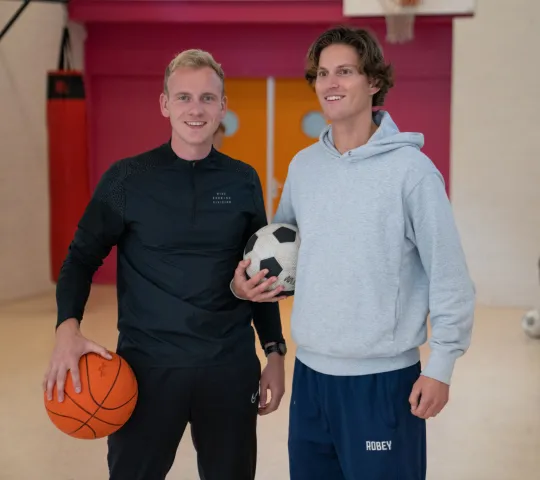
[
  {"x1": 244, "y1": 223, "x2": 301, "y2": 296},
  {"x1": 44, "y1": 352, "x2": 138, "y2": 439}
]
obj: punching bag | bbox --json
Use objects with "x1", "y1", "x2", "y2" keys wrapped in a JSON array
[{"x1": 47, "y1": 26, "x2": 90, "y2": 282}]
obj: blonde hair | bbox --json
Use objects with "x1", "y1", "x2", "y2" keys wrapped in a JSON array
[{"x1": 163, "y1": 49, "x2": 225, "y2": 96}]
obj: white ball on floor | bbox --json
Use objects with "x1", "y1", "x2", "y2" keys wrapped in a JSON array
[
  {"x1": 243, "y1": 223, "x2": 300, "y2": 297},
  {"x1": 522, "y1": 309, "x2": 540, "y2": 338}
]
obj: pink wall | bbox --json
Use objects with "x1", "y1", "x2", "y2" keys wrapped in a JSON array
[
  {"x1": 70, "y1": 0, "x2": 464, "y2": 25},
  {"x1": 82, "y1": 19, "x2": 453, "y2": 283}
]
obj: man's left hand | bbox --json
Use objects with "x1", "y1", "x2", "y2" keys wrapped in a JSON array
[
  {"x1": 409, "y1": 375, "x2": 449, "y2": 419},
  {"x1": 258, "y1": 354, "x2": 285, "y2": 416}
]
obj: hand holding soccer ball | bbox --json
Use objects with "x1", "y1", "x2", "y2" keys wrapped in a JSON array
[{"x1": 232, "y1": 223, "x2": 300, "y2": 303}]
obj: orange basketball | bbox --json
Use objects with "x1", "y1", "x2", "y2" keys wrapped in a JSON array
[{"x1": 44, "y1": 352, "x2": 138, "y2": 439}]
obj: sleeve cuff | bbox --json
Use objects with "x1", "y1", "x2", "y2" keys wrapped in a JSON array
[
  {"x1": 421, "y1": 351, "x2": 457, "y2": 385},
  {"x1": 56, "y1": 311, "x2": 82, "y2": 329}
]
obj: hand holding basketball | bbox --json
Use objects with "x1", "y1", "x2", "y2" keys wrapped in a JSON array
[{"x1": 43, "y1": 318, "x2": 112, "y2": 402}]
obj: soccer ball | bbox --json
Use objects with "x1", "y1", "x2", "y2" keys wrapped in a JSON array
[
  {"x1": 521, "y1": 309, "x2": 540, "y2": 338},
  {"x1": 243, "y1": 223, "x2": 300, "y2": 296}
]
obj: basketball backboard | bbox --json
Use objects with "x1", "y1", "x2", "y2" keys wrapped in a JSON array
[
  {"x1": 343, "y1": 0, "x2": 476, "y2": 44},
  {"x1": 343, "y1": 0, "x2": 476, "y2": 17}
]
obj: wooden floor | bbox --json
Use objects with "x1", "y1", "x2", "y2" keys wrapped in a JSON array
[{"x1": 1, "y1": 284, "x2": 539, "y2": 480}]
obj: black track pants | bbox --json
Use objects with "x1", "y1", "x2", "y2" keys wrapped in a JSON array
[{"x1": 107, "y1": 356, "x2": 261, "y2": 480}]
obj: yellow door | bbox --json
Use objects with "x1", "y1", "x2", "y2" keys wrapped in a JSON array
[
  {"x1": 219, "y1": 79, "x2": 268, "y2": 204},
  {"x1": 273, "y1": 79, "x2": 326, "y2": 216}
]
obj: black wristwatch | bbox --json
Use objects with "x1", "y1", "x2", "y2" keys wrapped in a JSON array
[{"x1": 264, "y1": 341, "x2": 287, "y2": 357}]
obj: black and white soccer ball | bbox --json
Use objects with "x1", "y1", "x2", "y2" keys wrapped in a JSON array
[
  {"x1": 243, "y1": 223, "x2": 300, "y2": 296},
  {"x1": 522, "y1": 309, "x2": 540, "y2": 338}
]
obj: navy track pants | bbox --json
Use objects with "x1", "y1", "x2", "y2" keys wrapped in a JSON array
[{"x1": 288, "y1": 358, "x2": 426, "y2": 480}]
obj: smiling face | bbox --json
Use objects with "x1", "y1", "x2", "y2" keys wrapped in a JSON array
[
  {"x1": 314, "y1": 43, "x2": 380, "y2": 124},
  {"x1": 160, "y1": 65, "x2": 226, "y2": 150}
]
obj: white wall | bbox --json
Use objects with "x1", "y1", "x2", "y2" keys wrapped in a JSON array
[
  {"x1": 0, "y1": 4, "x2": 84, "y2": 302},
  {"x1": 451, "y1": 0, "x2": 540, "y2": 308}
]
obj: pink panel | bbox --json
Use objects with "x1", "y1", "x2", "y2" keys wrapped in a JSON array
[
  {"x1": 384, "y1": 78, "x2": 452, "y2": 191},
  {"x1": 70, "y1": 0, "x2": 345, "y2": 24},
  {"x1": 85, "y1": 22, "x2": 453, "y2": 283},
  {"x1": 70, "y1": 0, "x2": 460, "y2": 24},
  {"x1": 85, "y1": 22, "x2": 452, "y2": 79}
]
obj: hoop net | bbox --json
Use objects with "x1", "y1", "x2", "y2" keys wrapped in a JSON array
[{"x1": 379, "y1": 0, "x2": 421, "y2": 44}]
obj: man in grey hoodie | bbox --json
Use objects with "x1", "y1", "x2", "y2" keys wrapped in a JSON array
[{"x1": 233, "y1": 25, "x2": 475, "y2": 480}]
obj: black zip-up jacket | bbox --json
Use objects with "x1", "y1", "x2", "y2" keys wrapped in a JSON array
[{"x1": 56, "y1": 142, "x2": 284, "y2": 368}]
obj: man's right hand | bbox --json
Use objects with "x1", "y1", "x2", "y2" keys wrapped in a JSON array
[
  {"x1": 43, "y1": 318, "x2": 112, "y2": 402},
  {"x1": 232, "y1": 259, "x2": 287, "y2": 303}
]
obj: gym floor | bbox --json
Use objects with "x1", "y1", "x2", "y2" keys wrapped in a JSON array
[{"x1": 1, "y1": 285, "x2": 539, "y2": 480}]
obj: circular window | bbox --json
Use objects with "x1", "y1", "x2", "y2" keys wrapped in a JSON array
[
  {"x1": 222, "y1": 110, "x2": 239, "y2": 136},
  {"x1": 301, "y1": 111, "x2": 326, "y2": 138}
]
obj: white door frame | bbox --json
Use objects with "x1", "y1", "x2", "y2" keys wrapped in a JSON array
[{"x1": 266, "y1": 76, "x2": 275, "y2": 222}]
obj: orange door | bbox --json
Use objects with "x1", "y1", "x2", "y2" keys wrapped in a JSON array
[
  {"x1": 273, "y1": 79, "x2": 326, "y2": 216},
  {"x1": 219, "y1": 79, "x2": 268, "y2": 205}
]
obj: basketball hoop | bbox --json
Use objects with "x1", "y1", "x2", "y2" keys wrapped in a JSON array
[{"x1": 380, "y1": 0, "x2": 421, "y2": 44}]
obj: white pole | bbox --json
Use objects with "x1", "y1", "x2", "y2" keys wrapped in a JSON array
[{"x1": 266, "y1": 76, "x2": 275, "y2": 222}]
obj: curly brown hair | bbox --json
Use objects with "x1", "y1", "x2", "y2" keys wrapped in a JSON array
[{"x1": 305, "y1": 26, "x2": 394, "y2": 107}]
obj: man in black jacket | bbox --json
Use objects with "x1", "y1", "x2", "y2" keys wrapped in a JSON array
[{"x1": 43, "y1": 49, "x2": 287, "y2": 480}]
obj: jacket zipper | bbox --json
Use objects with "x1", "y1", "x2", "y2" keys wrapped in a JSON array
[{"x1": 191, "y1": 162, "x2": 197, "y2": 225}]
